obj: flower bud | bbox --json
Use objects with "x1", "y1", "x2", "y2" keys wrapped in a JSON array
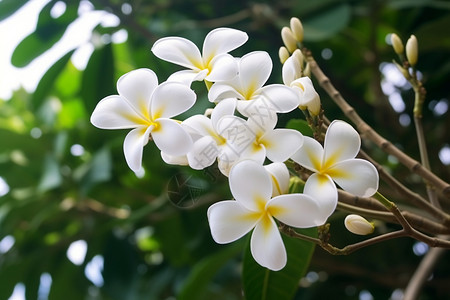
[
  {"x1": 290, "y1": 17, "x2": 304, "y2": 43},
  {"x1": 279, "y1": 46, "x2": 290, "y2": 64},
  {"x1": 406, "y1": 35, "x2": 418, "y2": 66},
  {"x1": 281, "y1": 26, "x2": 297, "y2": 53},
  {"x1": 390, "y1": 33, "x2": 404, "y2": 55},
  {"x1": 344, "y1": 214, "x2": 374, "y2": 235}
]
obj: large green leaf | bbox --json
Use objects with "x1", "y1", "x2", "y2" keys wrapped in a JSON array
[
  {"x1": 11, "y1": 1, "x2": 79, "y2": 67},
  {"x1": 242, "y1": 228, "x2": 316, "y2": 300},
  {"x1": 177, "y1": 242, "x2": 243, "y2": 300},
  {"x1": 0, "y1": 0, "x2": 28, "y2": 21},
  {"x1": 303, "y1": 4, "x2": 352, "y2": 42},
  {"x1": 80, "y1": 43, "x2": 116, "y2": 114},
  {"x1": 31, "y1": 50, "x2": 75, "y2": 110}
]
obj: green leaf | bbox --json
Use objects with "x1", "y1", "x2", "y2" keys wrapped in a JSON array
[
  {"x1": 303, "y1": 4, "x2": 352, "y2": 42},
  {"x1": 242, "y1": 228, "x2": 316, "y2": 300},
  {"x1": 177, "y1": 242, "x2": 243, "y2": 300},
  {"x1": 0, "y1": 0, "x2": 28, "y2": 21},
  {"x1": 73, "y1": 147, "x2": 112, "y2": 194},
  {"x1": 413, "y1": 16, "x2": 450, "y2": 52},
  {"x1": 31, "y1": 50, "x2": 75, "y2": 110},
  {"x1": 286, "y1": 119, "x2": 314, "y2": 137},
  {"x1": 387, "y1": 0, "x2": 450, "y2": 10},
  {"x1": 81, "y1": 43, "x2": 116, "y2": 114},
  {"x1": 38, "y1": 154, "x2": 62, "y2": 192},
  {"x1": 11, "y1": 1, "x2": 79, "y2": 67}
]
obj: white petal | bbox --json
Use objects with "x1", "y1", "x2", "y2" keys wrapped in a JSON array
[
  {"x1": 187, "y1": 136, "x2": 219, "y2": 169},
  {"x1": 229, "y1": 160, "x2": 272, "y2": 211},
  {"x1": 182, "y1": 114, "x2": 214, "y2": 138},
  {"x1": 238, "y1": 51, "x2": 272, "y2": 93},
  {"x1": 246, "y1": 106, "x2": 278, "y2": 133},
  {"x1": 161, "y1": 152, "x2": 188, "y2": 166},
  {"x1": 151, "y1": 81, "x2": 196, "y2": 119},
  {"x1": 238, "y1": 142, "x2": 267, "y2": 165},
  {"x1": 208, "y1": 82, "x2": 243, "y2": 103},
  {"x1": 211, "y1": 98, "x2": 236, "y2": 130},
  {"x1": 207, "y1": 200, "x2": 259, "y2": 244},
  {"x1": 290, "y1": 136, "x2": 323, "y2": 173},
  {"x1": 216, "y1": 116, "x2": 255, "y2": 152},
  {"x1": 282, "y1": 55, "x2": 299, "y2": 86},
  {"x1": 251, "y1": 215, "x2": 286, "y2": 271},
  {"x1": 323, "y1": 120, "x2": 361, "y2": 166},
  {"x1": 263, "y1": 129, "x2": 304, "y2": 162},
  {"x1": 123, "y1": 126, "x2": 153, "y2": 172},
  {"x1": 329, "y1": 159, "x2": 379, "y2": 197},
  {"x1": 167, "y1": 69, "x2": 208, "y2": 85},
  {"x1": 91, "y1": 95, "x2": 143, "y2": 129},
  {"x1": 117, "y1": 68, "x2": 158, "y2": 119},
  {"x1": 303, "y1": 173, "x2": 338, "y2": 220},
  {"x1": 217, "y1": 146, "x2": 241, "y2": 177},
  {"x1": 264, "y1": 162, "x2": 290, "y2": 196},
  {"x1": 151, "y1": 37, "x2": 203, "y2": 70},
  {"x1": 202, "y1": 28, "x2": 248, "y2": 64},
  {"x1": 206, "y1": 54, "x2": 238, "y2": 82},
  {"x1": 151, "y1": 118, "x2": 193, "y2": 156},
  {"x1": 268, "y1": 194, "x2": 326, "y2": 227},
  {"x1": 258, "y1": 84, "x2": 300, "y2": 113}
]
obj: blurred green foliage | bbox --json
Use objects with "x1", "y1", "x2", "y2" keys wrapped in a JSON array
[{"x1": 0, "y1": 0, "x2": 449, "y2": 299}]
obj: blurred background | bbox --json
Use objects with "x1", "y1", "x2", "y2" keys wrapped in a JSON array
[{"x1": 0, "y1": 0, "x2": 449, "y2": 299}]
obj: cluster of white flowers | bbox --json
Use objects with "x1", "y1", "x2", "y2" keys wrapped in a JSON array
[{"x1": 90, "y1": 27, "x2": 379, "y2": 271}]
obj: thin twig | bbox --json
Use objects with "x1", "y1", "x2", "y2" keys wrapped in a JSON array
[
  {"x1": 403, "y1": 235, "x2": 449, "y2": 300},
  {"x1": 304, "y1": 52, "x2": 450, "y2": 199}
]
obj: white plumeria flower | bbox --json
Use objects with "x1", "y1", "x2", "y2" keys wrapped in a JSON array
[
  {"x1": 151, "y1": 28, "x2": 248, "y2": 85},
  {"x1": 217, "y1": 109, "x2": 304, "y2": 165},
  {"x1": 291, "y1": 120, "x2": 379, "y2": 204},
  {"x1": 90, "y1": 68, "x2": 196, "y2": 173},
  {"x1": 182, "y1": 98, "x2": 237, "y2": 170},
  {"x1": 207, "y1": 160, "x2": 335, "y2": 271},
  {"x1": 208, "y1": 51, "x2": 300, "y2": 116},
  {"x1": 282, "y1": 54, "x2": 321, "y2": 116}
]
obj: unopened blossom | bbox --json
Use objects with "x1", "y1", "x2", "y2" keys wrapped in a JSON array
[
  {"x1": 344, "y1": 214, "x2": 374, "y2": 235},
  {"x1": 390, "y1": 33, "x2": 404, "y2": 55},
  {"x1": 406, "y1": 35, "x2": 418, "y2": 66},
  {"x1": 208, "y1": 51, "x2": 300, "y2": 117},
  {"x1": 151, "y1": 28, "x2": 248, "y2": 85},
  {"x1": 291, "y1": 120, "x2": 379, "y2": 211},
  {"x1": 90, "y1": 68, "x2": 196, "y2": 172},
  {"x1": 207, "y1": 160, "x2": 335, "y2": 271},
  {"x1": 281, "y1": 26, "x2": 297, "y2": 53},
  {"x1": 290, "y1": 17, "x2": 304, "y2": 43}
]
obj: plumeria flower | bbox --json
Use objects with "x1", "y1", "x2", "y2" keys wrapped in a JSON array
[
  {"x1": 217, "y1": 109, "x2": 303, "y2": 165},
  {"x1": 282, "y1": 52, "x2": 321, "y2": 116},
  {"x1": 181, "y1": 98, "x2": 237, "y2": 170},
  {"x1": 151, "y1": 28, "x2": 248, "y2": 85},
  {"x1": 208, "y1": 51, "x2": 300, "y2": 116},
  {"x1": 291, "y1": 120, "x2": 379, "y2": 207},
  {"x1": 90, "y1": 68, "x2": 196, "y2": 173},
  {"x1": 207, "y1": 160, "x2": 335, "y2": 271}
]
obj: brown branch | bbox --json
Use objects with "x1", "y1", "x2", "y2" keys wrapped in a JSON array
[{"x1": 305, "y1": 52, "x2": 450, "y2": 200}]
